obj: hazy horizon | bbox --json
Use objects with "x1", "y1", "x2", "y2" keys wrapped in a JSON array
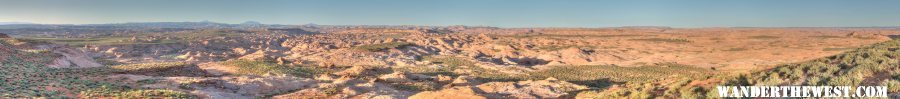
[
  {"x1": 7, "y1": 21, "x2": 900, "y2": 28},
  {"x1": 2, "y1": 0, "x2": 900, "y2": 27}
]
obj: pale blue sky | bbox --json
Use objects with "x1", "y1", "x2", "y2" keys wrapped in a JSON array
[{"x1": 1, "y1": 0, "x2": 899, "y2": 27}]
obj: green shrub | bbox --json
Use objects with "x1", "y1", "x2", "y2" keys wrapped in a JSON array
[
  {"x1": 1, "y1": 39, "x2": 195, "y2": 98},
  {"x1": 221, "y1": 59, "x2": 291, "y2": 75},
  {"x1": 109, "y1": 62, "x2": 191, "y2": 72},
  {"x1": 823, "y1": 47, "x2": 853, "y2": 51},
  {"x1": 883, "y1": 80, "x2": 900, "y2": 93},
  {"x1": 532, "y1": 64, "x2": 712, "y2": 83},
  {"x1": 80, "y1": 86, "x2": 196, "y2": 99},
  {"x1": 352, "y1": 42, "x2": 412, "y2": 52},
  {"x1": 397, "y1": 55, "x2": 533, "y2": 82}
]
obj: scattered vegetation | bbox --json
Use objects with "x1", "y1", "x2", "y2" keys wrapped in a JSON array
[
  {"x1": 591, "y1": 39, "x2": 900, "y2": 98},
  {"x1": 409, "y1": 55, "x2": 717, "y2": 88},
  {"x1": 822, "y1": 47, "x2": 854, "y2": 51},
  {"x1": 392, "y1": 82, "x2": 439, "y2": 91},
  {"x1": 854, "y1": 36, "x2": 879, "y2": 40},
  {"x1": 532, "y1": 63, "x2": 713, "y2": 87},
  {"x1": 0, "y1": 41, "x2": 193, "y2": 98},
  {"x1": 79, "y1": 86, "x2": 196, "y2": 98},
  {"x1": 94, "y1": 58, "x2": 124, "y2": 66},
  {"x1": 364, "y1": 33, "x2": 408, "y2": 40},
  {"x1": 402, "y1": 55, "x2": 531, "y2": 82},
  {"x1": 108, "y1": 62, "x2": 190, "y2": 72},
  {"x1": 352, "y1": 42, "x2": 413, "y2": 52},
  {"x1": 221, "y1": 59, "x2": 293, "y2": 75},
  {"x1": 49, "y1": 62, "x2": 209, "y2": 77},
  {"x1": 1, "y1": 38, "x2": 51, "y2": 45},
  {"x1": 401, "y1": 56, "x2": 464, "y2": 76},
  {"x1": 220, "y1": 59, "x2": 334, "y2": 77}
]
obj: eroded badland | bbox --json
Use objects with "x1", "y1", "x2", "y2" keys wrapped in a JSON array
[{"x1": 1, "y1": 23, "x2": 899, "y2": 98}]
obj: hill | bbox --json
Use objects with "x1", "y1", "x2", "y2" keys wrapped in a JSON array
[
  {"x1": 0, "y1": 39, "x2": 194, "y2": 98},
  {"x1": 582, "y1": 39, "x2": 900, "y2": 98}
]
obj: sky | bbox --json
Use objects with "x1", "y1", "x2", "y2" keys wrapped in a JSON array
[{"x1": 1, "y1": 0, "x2": 899, "y2": 27}]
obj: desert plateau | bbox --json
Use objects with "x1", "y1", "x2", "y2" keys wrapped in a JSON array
[{"x1": 2, "y1": 23, "x2": 899, "y2": 98}]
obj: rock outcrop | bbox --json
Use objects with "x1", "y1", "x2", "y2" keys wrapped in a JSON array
[
  {"x1": 46, "y1": 46, "x2": 103, "y2": 68},
  {"x1": 409, "y1": 78, "x2": 588, "y2": 99},
  {"x1": 475, "y1": 78, "x2": 588, "y2": 98},
  {"x1": 409, "y1": 87, "x2": 486, "y2": 99}
]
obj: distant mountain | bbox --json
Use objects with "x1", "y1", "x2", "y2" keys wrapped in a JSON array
[
  {"x1": 0, "y1": 21, "x2": 296, "y2": 31},
  {"x1": 96, "y1": 21, "x2": 237, "y2": 28},
  {"x1": 241, "y1": 21, "x2": 262, "y2": 25},
  {"x1": 0, "y1": 22, "x2": 35, "y2": 25}
]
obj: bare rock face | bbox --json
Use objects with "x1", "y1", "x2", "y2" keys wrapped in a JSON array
[
  {"x1": 474, "y1": 78, "x2": 588, "y2": 99},
  {"x1": 433, "y1": 75, "x2": 454, "y2": 84},
  {"x1": 446, "y1": 76, "x2": 481, "y2": 87},
  {"x1": 378, "y1": 71, "x2": 434, "y2": 83},
  {"x1": 231, "y1": 47, "x2": 253, "y2": 55},
  {"x1": 554, "y1": 47, "x2": 593, "y2": 65},
  {"x1": 378, "y1": 71, "x2": 414, "y2": 83},
  {"x1": 46, "y1": 47, "x2": 103, "y2": 68},
  {"x1": 197, "y1": 62, "x2": 240, "y2": 76},
  {"x1": 409, "y1": 86, "x2": 486, "y2": 99}
]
